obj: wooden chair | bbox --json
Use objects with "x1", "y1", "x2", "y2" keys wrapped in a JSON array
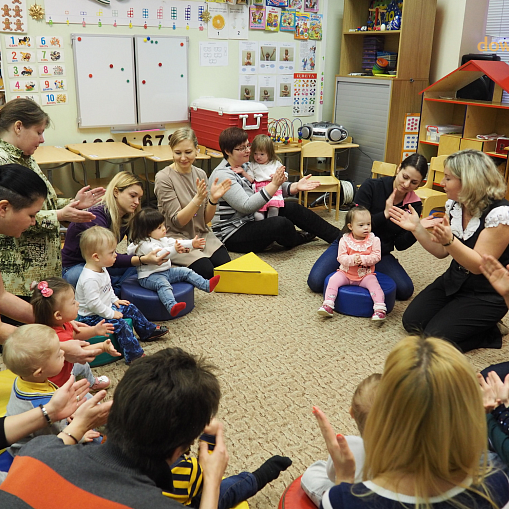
[
  {"x1": 371, "y1": 161, "x2": 398, "y2": 179},
  {"x1": 299, "y1": 141, "x2": 340, "y2": 221},
  {"x1": 415, "y1": 155, "x2": 448, "y2": 217}
]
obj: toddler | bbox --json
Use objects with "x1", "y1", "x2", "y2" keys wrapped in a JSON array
[
  {"x1": 127, "y1": 209, "x2": 220, "y2": 318},
  {"x1": 247, "y1": 134, "x2": 286, "y2": 221},
  {"x1": 31, "y1": 277, "x2": 120, "y2": 389},
  {"x1": 3, "y1": 324, "x2": 100, "y2": 458},
  {"x1": 169, "y1": 417, "x2": 292, "y2": 509},
  {"x1": 318, "y1": 206, "x2": 387, "y2": 320},
  {"x1": 75, "y1": 226, "x2": 168, "y2": 365},
  {"x1": 301, "y1": 373, "x2": 381, "y2": 506}
]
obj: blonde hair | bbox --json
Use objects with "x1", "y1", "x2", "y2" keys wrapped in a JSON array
[
  {"x1": 3, "y1": 324, "x2": 59, "y2": 378},
  {"x1": 169, "y1": 127, "x2": 198, "y2": 151},
  {"x1": 249, "y1": 134, "x2": 280, "y2": 164},
  {"x1": 362, "y1": 336, "x2": 493, "y2": 508},
  {"x1": 80, "y1": 225, "x2": 117, "y2": 261},
  {"x1": 102, "y1": 172, "x2": 143, "y2": 240},
  {"x1": 350, "y1": 373, "x2": 381, "y2": 436},
  {"x1": 446, "y1": 149, "x2": 506, "y2": 217}
]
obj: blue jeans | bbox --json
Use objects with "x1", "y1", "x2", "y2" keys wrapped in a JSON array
[
  {"x1": 191, "y1": 472, "x2": 258, "y2": 509},
  {"x1": 63, "y1": 264, "x2": 137, "y2": 296},
  {"x1": 307, "y1": 236, "x2": 414, "y2": 301},
  {"x1": 139, "y1": 267, "x2": 209, "y2": 312},
  {"x1": 78, "y1": 303, "x2": 156, "y2": 364}
]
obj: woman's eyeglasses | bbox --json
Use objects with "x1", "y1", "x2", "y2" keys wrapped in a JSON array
[{"x1": 233, "y1": 144, "x2": 251, "y2": 152}]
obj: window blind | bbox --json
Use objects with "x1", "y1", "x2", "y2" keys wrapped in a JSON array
[{"x1": 486, "y1": 0, "x2": 509, "y2": 37}]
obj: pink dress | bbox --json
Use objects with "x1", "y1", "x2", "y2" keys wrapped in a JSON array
[{"x1": 248, "y1": 160, "x2": 285, "y2": 211}]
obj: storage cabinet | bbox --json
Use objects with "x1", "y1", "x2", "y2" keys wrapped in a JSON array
[
  {"x1": 418, "y1": 60, "x2": 509, "y2": 164},
  {"x1": 334, "y1": 0, "x2": 436, "y2": 177}
]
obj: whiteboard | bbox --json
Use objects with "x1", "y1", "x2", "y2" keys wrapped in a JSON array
[
  {"x1": 135, "y1": 35, "x2": 189, "y2": 125},
  {"x1": 72, "y1": 34, "x2": 137, "y2": 128},
  {"x1": 72, "y1": 34, "x2": 189, "y2": 129}
]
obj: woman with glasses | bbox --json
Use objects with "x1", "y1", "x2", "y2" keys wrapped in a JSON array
[
  {"x1": 208, "y1": 127, "x2": 341, "y2": 253},
  {"x1": 154, "y1": 127, "x2": 232, "y2": 279}
]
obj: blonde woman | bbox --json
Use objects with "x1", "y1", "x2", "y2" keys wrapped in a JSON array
[
  {"x1": 390, "y1": 150, "x2": 509, "y2": 352},
  {"x1": 154, "y1": 127, "x2": 232, "y2": 279},
  {"x1": 62, "y1": 172, "x2": 166, "y2": 293},
  {"x1": 314, "y1": 335, "x2": 509, "y2": 509}
]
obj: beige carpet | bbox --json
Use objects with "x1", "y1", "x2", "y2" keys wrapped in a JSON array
[{"x1": 3, "y1": 209, "x2": 509, "y2": 509}]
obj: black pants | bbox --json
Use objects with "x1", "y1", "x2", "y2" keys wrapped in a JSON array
[
  {"x1": 402, "y1": 275, "x2": 507, "y2": 353},
  {"x1": 1, "y1": 295, "x2": 31, "y2": 327},
  {"x1": 188, "y1": 246, "x2": 231, "y2": 279},
  {"x1": 224, "y1": 202, "x2": 340, "y2": 253}
]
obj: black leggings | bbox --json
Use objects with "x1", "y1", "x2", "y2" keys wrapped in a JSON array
[
  {"x1": 224, "y1": 202, "x2": 340, "y2": 253},
  {"x1": 188, "y1": 246, "x2": 231, "y2": 279}
]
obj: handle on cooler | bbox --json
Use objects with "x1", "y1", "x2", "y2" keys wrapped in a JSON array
[{"x1": 239, "y1": 114, "x2": 262, "y2": 130}]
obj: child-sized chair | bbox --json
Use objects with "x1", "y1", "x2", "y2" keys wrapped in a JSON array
[
  {"x1": 120, "y1": 275, "x2": 194, "y2": 321},
  {"x1": 323, "y1": 272, "x2": 396, "y2": 318},
  {"x1": 415, "y1": 155, "x2": 448, "y2": 218}
]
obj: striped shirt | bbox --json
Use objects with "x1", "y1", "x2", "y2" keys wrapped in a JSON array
[{"x1": 209, "y1": 159, "x2": 292, "y2": 242}]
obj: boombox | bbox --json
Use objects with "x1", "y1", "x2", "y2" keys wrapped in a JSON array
[{"x1": 299, "y1": 122, "x2": 349, "y2": 143}]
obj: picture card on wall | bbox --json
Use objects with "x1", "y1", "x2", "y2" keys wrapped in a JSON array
[
  {"x1": 258, "y1": 74, "x2": 276, "y2": 107},
  {"x1": 40, "y1": 78, "x2": 66, "y2": 92},
  {"x1": 239, "y1": 73, "x2": 257, "y2": 102},
  {"x1": 0, "y1": 0, "x2": 27, "y2": 34},
  {"x1": 39, "y1": 64, "x2": 66, "y2": 77},
  {"x1": 259, "y1": 43, "x2": 277, "y2": 73},
  {"x1": 208, "y1": 3, "x2": 229, "y2": 39},
  {"x1": 309, "y1": 13, "x2": 322, "y2": 40},
  {"x1": 280, "y1": 10, "x2": 295, "y2": 31},
  {"x1": 228, "y1": 5, "x2": 249, "y2": 39},
  {"x1": 299, "y1": 40, "x2": 317, "y2": 71},
  {"x1": 37, "y1": 36, "x2": 63, "y2": 49},
  {"x1": 8, "y1": 63, "x2": 35, "y2": 78},
  {"x1": 12, "y1": 93, "x2": 39, "y2": 104},
  {"x1": 240, "y1": 40, "x2": 257, "y2": 74},
  {"x1": 277, "y1": 42, "x2": 295, "y2": 73},
  {"x1": 6, "y1": 48, "x2": 34, "y2": 64},
  {"x1": 41, "y1": 92, "x2": 68, "y2": 106},
  {"x1": 304, "y1": 0, "x2": 319, "y2": 12},
  {"x1": 11, "y1": 79, "x2": 38, "y2": 93},
  {"x1": 277, "y1": 74, "x2": 292, "y2": 106},
  {"x1": 5, "y1": 34, "x2": 32, "y2": 48},
  {"x1": 38, "y1": 48, "x2": 64, "y2": 63},
  {"x1": 249, "y1": 6, "x2": 265, "y2": 29},
  {"x1": 265, "y1": 7, "x2": 280, "y2": 31},
  {"x1": 294, "y1": 12, "x2": 310, "y2": 40},
  {"x1": 200, "y1": 41, "x2": 229, "y2": 66}
]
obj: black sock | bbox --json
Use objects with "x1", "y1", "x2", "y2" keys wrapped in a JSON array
[{"x1": 252, "y1": 455, "x2": 292, "y2": 490}]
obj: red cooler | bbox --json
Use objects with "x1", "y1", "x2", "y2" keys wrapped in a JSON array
[{"x1": 190, "y1": 97, "x2": 269, "y2": 151}]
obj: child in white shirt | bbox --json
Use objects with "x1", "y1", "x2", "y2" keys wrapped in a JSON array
[
  {"x1": 75, "y1": 226, "x2": 168, "y2": 365},
  {"x1": 127, "y1": 209, "x2": 220, "y2": 318}
]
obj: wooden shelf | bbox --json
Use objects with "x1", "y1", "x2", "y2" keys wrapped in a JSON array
[
  {"x1": 343, "y1": 30, "x2": 401, "y2": 35},
  {"x1": 486, "y1": 151, "x2": 508, "y2": 159},
  {"x1": 425, "y1": 97, "x2": 509, "y2": 109},
  {"x1": 420, "y1": 140, "x2": 439, "y2": 146}
]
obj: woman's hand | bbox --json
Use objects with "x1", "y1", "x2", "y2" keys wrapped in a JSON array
[
  {"x1": 429, "y1": 214, "x2": 453, "y2": 245},
  {"x1": 62, "y1": 340, "x2": 102, "y2": 364},
  {"x1": 74, "y1": 186, "x2": 106, "y2": 210},
  {"x1": 57, "y1": 201, "x2": 98, "y2": 223},
  {"x1": 45, "y1": 376, "x2": 90, "y2": 422},
  {"x1": 210, "y1": 178, "x2": 231, "y2": 202},
  {"x1": 312, "y1": 406, "x2": 355, "y2": 484},
  {"x1": 64, "y1": 390, "x2": 112, "y2": 434},
  {"x1": 194, "y1": 178, "x2": 208, "y2": 203},
  {"x1": 388, "y1": 203, "x2": 420, "y2": 232},
  {"x1": 271, "y1": 166, "x2": 287, "y2": 187},
  {"x1": 477, "y1": 373, "x2": 499, "y2": 413},
  {"x1": 142, "y1": 249, "x2": 170, "y2": 265},
  {"x1": 199, "y1": 420, "x2": 229, "y2": 486},
  {"x1": 290, "y1": 174, "x2": 321, "y2": 195},
  {"x1": 383, "y1": 189, "x2": 396, "y2": 219},
  {"x1": 480, "y1": 254, "x2": 509, "y2": 302},
  {"x1": 192, "y1": 235, "x2": 206, "y2": 249}
]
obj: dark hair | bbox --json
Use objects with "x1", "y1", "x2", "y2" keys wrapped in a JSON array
[
  {"x1": 0, "y1": 164, "x2": 47, "y2": 210},
  {"x1": 107, "y1": 348, "x2": 220, "y2": 482},
  {"x1": 31, "y1": 277, "x2": 73, "y2": 326},
  {"x1": 219, "y1": 127, "x2": 248, "y2": 159},
  {"x1": 129, "y1": 208, "x2": 165, "y2": 244},
  {"x1": 342, "y1": 204, "x2": 370, "y2": 233},
  {"x1": 0, "y1": 98, "x2": 50, "y2": 132},
  {"x1": 400, "y1": 153, "x2": 428, "y2": 180}
]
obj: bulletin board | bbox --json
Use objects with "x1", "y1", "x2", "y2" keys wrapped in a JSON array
[{"x1": 71, "y1": 33, "x2": 189, "y2": 128}]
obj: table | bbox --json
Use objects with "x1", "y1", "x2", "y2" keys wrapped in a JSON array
[
  {"x1": 33, "y1": 145, "x2": 87, "y2": 195},
  {"x1": 65, "y1": 142, "x2": 152, "y2": 189}
]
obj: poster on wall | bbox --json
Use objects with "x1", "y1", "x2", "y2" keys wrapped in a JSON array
[
  {"x1": 277, "y1": 42, "x2": 295, "y2": 73},
  {"x1": 265, "y1": 7, "x2": 280, "y2": 32},
  {"x1": 299, "y1": 40, "x2": 317, "y2": 71},
  {"x1": 293, "y1": 72, "x2": 316, "y2": 116},
  {"x1": 249, "y1": 6, "x2": 265, "y2": 29},
  {"x1": 280, "y1": 10, "x2": 296, "y2": 32},
  {"x1": 199, "y1": 41, "x2": 229, "y2": 66},
  {"x1": 228, "y1": 5, "x2": 248, "y2": 39},
  {"x1": 277, "y1": 75, "x2": 292, "y2": 106},
  {"x1": 207, "y1": 3, "x2": 229, "y2": 39},
  {"x1": 239, "y1": 74, "x2": 257, "y2": 102},
  {"x1": 259, "y1": 42, "x2": 277, "y2": 73},
  {"x1": 258, "y1": 74, "x2": 276, "y2": 107},
  {"x1": 0, "y1": 0, "x2": 27, "y2": 34},
  {"x1": 239, "y1": 40, "x2": 257, "y2": 74}
]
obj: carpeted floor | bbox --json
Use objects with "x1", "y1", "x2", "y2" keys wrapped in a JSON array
[{"x1": 2, "y1": 209, "x2": 509, "y2": 509}]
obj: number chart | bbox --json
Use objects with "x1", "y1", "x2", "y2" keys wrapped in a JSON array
[{"x1": 5, "y1": 35, "x2": 68, "y2": 106}]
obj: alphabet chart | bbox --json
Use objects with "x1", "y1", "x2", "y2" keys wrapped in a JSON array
[{"x1": 4, "y1": 35, "x2": 67, "y2": 105}]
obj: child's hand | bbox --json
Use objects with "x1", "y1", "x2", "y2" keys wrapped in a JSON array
[
  {"x1": 114, "y1": 299, "x2": 130, "y2": 308},
  {"x1": 230, "y1": 165, "x2": 244, "y2": 175},
  {"x1": 94, "y1": 319, "x2": 115, "y2": 337},
  {"x1": 354, "y1": 254, "x2": 362, "y2": 265},
  {"x1": 192, "y1": 235, "x2": 206, "y2": 250},
  {"x1": 82, "y1": 429, "x2": 101, "y2": 443},
  {"x1": 113, "y1": 310, "x2": 123, "y2": 319},
  {"x1": 102, "y1": 338, "x2": 122, "y2": 357},
  {"x1": 175, "y1": 240, "x2": 189, "y2": 254}
]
